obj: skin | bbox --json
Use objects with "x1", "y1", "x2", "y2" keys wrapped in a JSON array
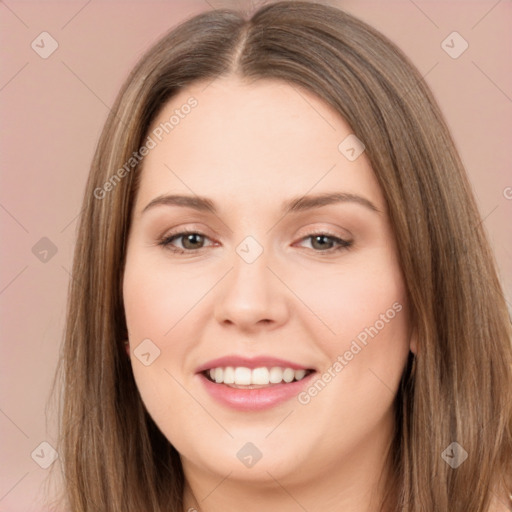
[{"x1": 122, "y1": 75, "x2": 417, "y2": 512}]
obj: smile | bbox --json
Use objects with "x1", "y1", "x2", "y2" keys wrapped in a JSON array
[
  {"x1": 196, "y1": 357, "x2": 317, "y2": 411},
  {"x1": 204, "y1": 366, "x2": 313, "y2": 387}
]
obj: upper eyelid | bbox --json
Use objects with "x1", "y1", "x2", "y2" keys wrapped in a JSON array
[
  {"x1": 161, "y1": 227, "x2": 350, "y2": 239},
  {"x1": 160, "y1": 221, "x2": 352, "y2": 239}
]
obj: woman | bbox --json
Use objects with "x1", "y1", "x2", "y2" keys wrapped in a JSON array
[{"x1": 54, "y1": 1, "x2": 512, "y2": 510}]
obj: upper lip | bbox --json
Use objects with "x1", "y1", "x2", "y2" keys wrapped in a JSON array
[{"x1": 195, "y1": 356, "x2": 315, "y2": 374}]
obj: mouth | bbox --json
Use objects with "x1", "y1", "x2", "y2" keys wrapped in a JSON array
[
  {"x1": 202, "y1": 366, "x2": 315, "y2": 389},
  {"x1": 196, "y1": 357, "x2": 317, "y2": 411}
]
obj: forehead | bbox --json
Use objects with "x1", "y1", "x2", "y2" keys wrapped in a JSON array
[{"x1": 135, "y1": 76, "x2": 383, "y2": 212}]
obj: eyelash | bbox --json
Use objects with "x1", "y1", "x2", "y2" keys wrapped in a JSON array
[{"x1": 157, "y1": 229, "x2": 353, "y2": 255}]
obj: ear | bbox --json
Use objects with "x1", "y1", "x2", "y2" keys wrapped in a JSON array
[
  {"x1": 409, "y1": 327, "x2": 418, "y2": 355},
  {"x1": 124, "y1": 340, "x2": 130, "y2": 356}
]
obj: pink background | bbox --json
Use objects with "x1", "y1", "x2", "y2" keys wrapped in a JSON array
[{"x1": 1, "y1": 1, "x2": 511, "y2": 510}]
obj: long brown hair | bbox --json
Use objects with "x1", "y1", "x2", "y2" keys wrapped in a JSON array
[{"x1": 52, "y1": 1, "x2": 512, "y2": 510}]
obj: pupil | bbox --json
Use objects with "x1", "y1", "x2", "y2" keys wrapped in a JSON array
[
  {"x1": 313, "y1": 235, "x2": 332, "y2": 250},
  {"x1": 184, "y1": 234, "x2": 202, "y2": 249}
]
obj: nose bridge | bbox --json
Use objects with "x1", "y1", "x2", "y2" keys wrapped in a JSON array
[
  {"x1": 213, "y1": 234, "x2": 288, "y2": 328},
  {"x1": 233, "y1": 235, "x2": 270, "y2": 290}
]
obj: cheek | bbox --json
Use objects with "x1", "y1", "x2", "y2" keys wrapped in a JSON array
[
  {"x1": 123, "y1": 250, "x2": 213, "y2": 342},
  {"x1": 122, "y1": 252, "x2": 181, "y2": 382},
  {"x1": 291, "y1": 248, "x2": 411, "y2": 403},
  {"x1": 122, "y1": 251, "x2": 218, "y2": 424},
  {"x1": 291, "y1": 257, "x2": 410, "y2": 449},
  {"x1": 290, "y1": 249, "x2": 408, "y2": 349}
]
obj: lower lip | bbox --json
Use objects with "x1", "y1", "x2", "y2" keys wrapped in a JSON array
[{"x1": 197, "y1": 372, "x2": 316, "y2": 411}]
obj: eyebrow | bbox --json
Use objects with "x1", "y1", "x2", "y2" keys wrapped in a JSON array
[{"x1": 141, "y1": 191, "x2": 380, "y2": 216}]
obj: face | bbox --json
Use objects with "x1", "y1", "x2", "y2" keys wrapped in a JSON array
[{"x1": 123, "y1": 76, "x2": 415, "y2": 489}]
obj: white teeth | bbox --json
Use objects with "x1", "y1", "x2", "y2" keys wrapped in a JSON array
[
  {"x1": 234, "y1": 367, "x2": 252, "y2": 385},
  {"x1": 223, "y1": 366, "x2": 235, "y2": 384},
  {"x1": 214, "y1": 367, "x2": 223, "y2": 383},
  {"x1": 269, "y1": 367, "x2": 283, "y2": 384},
  {"x1": 283, "y1": 368, "x2": 295, "y2": 383},
  {"x1": 251, "y1": 367, "x2": 270, "y2": 385},
  {"x1": 205, "y1": 366, "x2": 311, "y2": 386},
  {"x1": 294, "y1": 369, "x2": 306, "y2": 381}
]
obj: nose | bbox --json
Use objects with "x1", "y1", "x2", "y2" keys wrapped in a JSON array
[{"x1": 213, "y1": 246, "x2": 290, "y2": 333}]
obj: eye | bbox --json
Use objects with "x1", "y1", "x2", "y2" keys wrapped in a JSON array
[
  {"x1": 296, "y1": 232, "x2": 353, "y2": 253},
  {"x1": 157, "y1": 230, "x2": 353, "y2": 255},
  {"x1": 158, "y1": 230, "x2": 214, "y2": 253}
]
